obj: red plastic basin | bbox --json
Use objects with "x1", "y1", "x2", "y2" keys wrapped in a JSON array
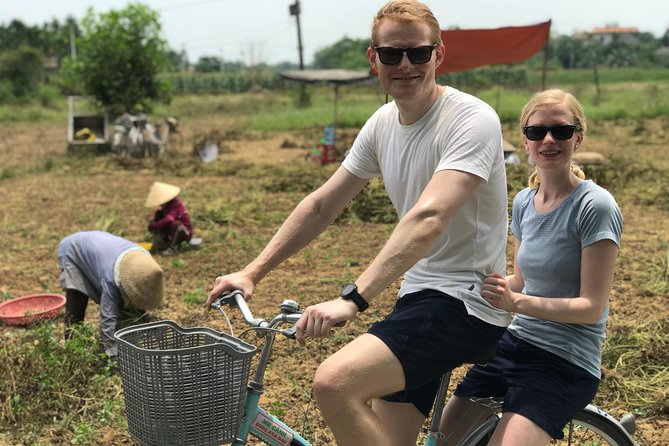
[{"x1": 0, "y1": 294, "x2": 66, "y2": 326}]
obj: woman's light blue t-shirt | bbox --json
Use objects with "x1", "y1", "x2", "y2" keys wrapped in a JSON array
[{"x1": 507, "y1": 180, "x2": 623, "y2": 378}]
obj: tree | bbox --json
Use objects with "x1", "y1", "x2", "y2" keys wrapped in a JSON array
[
  {"x1": 312, "y1": 37, "x2": 369, "y2": 69},
  {"x1": 662, "y1": 29, "x2": 669, "y2": 46},
  {"x1": 63, "y1": 4, "x2": 171, "y2": 116},
  {"x1": 164, "y1": 48, "x2": 187, "y2": 72},
  {"x1": 0, "y1": 45, "x2": 43, "y2": 100},
  {"x1": 195, "y1": 56, "x2": 223, "y2": 73}
]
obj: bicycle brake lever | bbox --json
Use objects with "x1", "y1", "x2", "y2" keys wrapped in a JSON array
[
  {"x1": 211, "y1": 291, "x2": 240, "y2": 310},
  {"x1": 282, "y1": 327, "x2": 298, "y2": 339}
]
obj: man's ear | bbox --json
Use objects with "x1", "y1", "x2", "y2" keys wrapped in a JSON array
[
  {"x1": 434, "y1": 43, "x2": 446, "y2": 70},
  {"x1": 367, "y1": 47, "x2": 378, "y2": 76}
]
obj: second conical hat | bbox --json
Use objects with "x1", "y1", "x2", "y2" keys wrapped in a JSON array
[{"x1": 145, "y1": 181, "x2": 180, "y2": 207}]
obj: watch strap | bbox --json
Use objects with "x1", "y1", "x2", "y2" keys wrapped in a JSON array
[{"x1": 340, "y1": 284, "x2": 369, "y2": 312}]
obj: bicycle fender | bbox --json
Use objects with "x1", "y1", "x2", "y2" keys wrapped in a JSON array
[{"x1": 581, "y1": 404, "x2": 638, "y2": 444}]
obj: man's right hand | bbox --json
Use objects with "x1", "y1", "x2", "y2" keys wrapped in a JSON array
[
  {"x1": 294, "y1": 298, "x2": 358, "y2": 346},
  {"x1": 206, "y1": 272, "x2": 255, "y2": 309}
]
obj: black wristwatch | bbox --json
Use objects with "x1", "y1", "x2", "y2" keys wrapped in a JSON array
[{"x1": 340, "y1": 283, "x2": 369, "y2": 312}]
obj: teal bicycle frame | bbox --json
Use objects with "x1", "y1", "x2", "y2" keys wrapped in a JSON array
[
  {"x1": 214, "y1": 291, "x2": 312, "y2": 446},
  {"x1": 214, "y1": 290, "x2": 490, "y2": 446}
]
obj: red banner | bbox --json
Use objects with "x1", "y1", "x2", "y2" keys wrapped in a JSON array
[{"x1": 437, "y1": 21, "x2": 551, "y2": 74}]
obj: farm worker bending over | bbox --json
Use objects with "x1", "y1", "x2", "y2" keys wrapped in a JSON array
[
  {"x1": 145, "y1": 181, "x2": 193, "y2": 255},
  {"x1": 440, "y1": 89, "x2": 623, "y2": 445},
  {"x1": 207, "y1": 1, "x2": 511, "y2": 444},
  {"x1": 58, "y1": 230, "x2": 164, "y2": 357}
]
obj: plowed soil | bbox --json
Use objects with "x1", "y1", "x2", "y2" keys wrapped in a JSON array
[{"x1": 0, "y1": 115, "x2": 667, "y2": 445}]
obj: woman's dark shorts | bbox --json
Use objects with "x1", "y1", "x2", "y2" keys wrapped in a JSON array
[
  {"x1": 368, "y1": 289, "x2": 506, "y2": 417},
  {"x1": 454, "y1": 331, "x2": 600, "y2": 439}
]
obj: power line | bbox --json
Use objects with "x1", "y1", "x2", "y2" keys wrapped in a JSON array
[{"x1": 158, "y1": 0, "x2": 236, "y2": 13}]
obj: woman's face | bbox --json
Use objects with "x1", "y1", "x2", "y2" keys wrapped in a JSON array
[{"x1": 523, "y1": 103, "x2": 583, "y2": 172}]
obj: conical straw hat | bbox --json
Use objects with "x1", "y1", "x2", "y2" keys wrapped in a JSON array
[
  {"x1": 145, "y1": 181, "x2": 180, "y2": 207},
  {"x1": 118, "y1": 250, "x2": 164, "y2": 310}
]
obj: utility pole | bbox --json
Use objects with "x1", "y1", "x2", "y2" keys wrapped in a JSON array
[
  {"x1": 289, "y1": 0, "x2": 308, "y2": 106},
  {"x1": 69, "y1": 23, "x2": 77, "y2": 61}
]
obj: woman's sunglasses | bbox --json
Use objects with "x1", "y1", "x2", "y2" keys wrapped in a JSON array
[
  {"x1": 523, "y1": 125, "x2": 578, "y2": 141},
  {"x1": 373, "y1": 44, "x2": 437, "y2": 65}
]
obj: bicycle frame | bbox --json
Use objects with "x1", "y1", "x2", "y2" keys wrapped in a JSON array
[
  {"x1": 235, "y1": 384, "x2": 311, "y2": 446},
  {"x1": 215, "y1": 291, "x2": 312, "y2": 446}
]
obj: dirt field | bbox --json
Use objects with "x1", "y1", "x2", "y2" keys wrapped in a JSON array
[{"x1": 0, "y1": 115, "x2": 667, "y2": 445}]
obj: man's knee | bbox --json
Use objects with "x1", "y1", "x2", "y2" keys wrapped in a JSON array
[{"x1": 313, "y1": 358, "x2": 347, "y2": 405}]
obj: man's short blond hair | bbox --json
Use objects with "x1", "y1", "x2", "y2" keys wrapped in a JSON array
[{"x1": 371, "y1": 0, "x2": 442, "y2": 47}]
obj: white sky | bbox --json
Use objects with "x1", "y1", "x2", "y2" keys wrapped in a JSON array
[{"x1": 1, "y1": 0, "x2": 667, "y2": 65}]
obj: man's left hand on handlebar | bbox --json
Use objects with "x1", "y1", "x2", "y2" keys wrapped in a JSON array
[
  {"x1": 295, "y1": 298, "x2": 358, "y2": 346},
  {"x1": 206, "y1": 271, "x2": 255, "y2": 310}
]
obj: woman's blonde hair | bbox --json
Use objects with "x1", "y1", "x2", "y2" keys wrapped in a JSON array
[
  {"x1": 371, "y1": 0, "x2": 442, "y2": 47},
  {"x1": 520, "y1": 89, "x2": 587, "y2": 189}
]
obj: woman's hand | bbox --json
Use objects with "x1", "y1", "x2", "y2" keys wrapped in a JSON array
[{"x1": 481, "y1": 272, "x2": 518, "y2": 312}]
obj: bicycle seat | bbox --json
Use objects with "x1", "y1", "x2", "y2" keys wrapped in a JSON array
[{"x1": 467, "y1": 343, "x2": 498, "y2": 366}]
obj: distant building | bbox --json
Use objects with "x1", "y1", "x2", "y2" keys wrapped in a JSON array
[
  {"x1": 43, "y1": 56, "x2": 59, "y2": 71},
  {"x1": 590, "y1": 26, "x2": 640, "y2": 45}
]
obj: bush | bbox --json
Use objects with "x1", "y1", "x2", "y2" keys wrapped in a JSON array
[{"x1": 0, "y1": 322, "x2": 122, "y2": 443}]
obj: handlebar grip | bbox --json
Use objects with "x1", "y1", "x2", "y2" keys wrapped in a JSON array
[{"x1": 282, "y1": 320, "x2": 347, "y2": 340}]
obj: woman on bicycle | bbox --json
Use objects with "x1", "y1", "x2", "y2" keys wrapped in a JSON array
[{"x1": 440, "y1": 89, "x2": 623, "y2": 445}]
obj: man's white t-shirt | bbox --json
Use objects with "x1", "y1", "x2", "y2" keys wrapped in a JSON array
[{"x1": 342, "y1": 87, "x2": 511, "y2": 327}]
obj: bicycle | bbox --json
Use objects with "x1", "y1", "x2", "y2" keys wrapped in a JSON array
[
  {"x1": 212, "y1": 291, "x2": 636, "y2": 446},
  {"x1": 115, "y1": 290, "x2": 639, "y2": 446}
]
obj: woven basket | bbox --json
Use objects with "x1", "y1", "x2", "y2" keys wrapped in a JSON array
[{"x1": 115, "y1": 320, "x2": 257, "y2": 446}]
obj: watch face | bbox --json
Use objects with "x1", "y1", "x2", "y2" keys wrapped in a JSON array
[{"x1": 341, "y1": 283, "x2": 357, "y2": 297}]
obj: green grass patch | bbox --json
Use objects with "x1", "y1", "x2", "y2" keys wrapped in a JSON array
[{"x1": 0, "y1": 322, "x2": 124, "y2": 445}]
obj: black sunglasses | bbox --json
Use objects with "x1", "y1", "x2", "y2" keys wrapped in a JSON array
[
  {"x1": 373, "y1": 44, "x2": 437, "y2": 65},
  {"x1": 523, "y1": 125, "x2": 578, "y2": 141}
]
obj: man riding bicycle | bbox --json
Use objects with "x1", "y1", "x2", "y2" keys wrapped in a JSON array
[{"x1": 207, "y1": 1, "x2": 510, "y2": 444}]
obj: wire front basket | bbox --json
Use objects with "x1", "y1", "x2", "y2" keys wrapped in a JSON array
[{"x1": 115, "y1": 320, "x2": 257, "y2": 446}]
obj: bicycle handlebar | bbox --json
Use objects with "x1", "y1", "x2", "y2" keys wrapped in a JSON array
[
  {"x1": 211, "y1": 289, "x2": 345, "y2": 339},
  {"x1": 211, "y1": 290, "x2": 305, "y2": 338}
]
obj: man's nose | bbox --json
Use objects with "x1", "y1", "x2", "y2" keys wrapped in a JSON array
[{"x1": 397, "y1": 51, "x2": 413, "y2": 67}]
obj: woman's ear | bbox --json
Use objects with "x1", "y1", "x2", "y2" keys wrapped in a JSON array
[{"x1": 574, "y1": 132, "x2": 584, "y2": 151}]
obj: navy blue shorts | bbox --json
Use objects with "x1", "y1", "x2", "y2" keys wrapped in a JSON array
[
  {"x1": 454, "y1": 331, "x2": 600, "y2": 439},
  {"x1": 368, "y1": 289, "x2": 506, "y2": 417}
]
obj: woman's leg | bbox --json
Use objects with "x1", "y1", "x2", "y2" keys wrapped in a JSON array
[
  {"x1": 487, "y1": 412, "x2": 551, "y2": 446},
  {"x1": 64, "y1": 289, "x2": 88, "y2": 339},
  {"x1": 169, "y1": 219, "x2": 191, "y2": 246}
]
